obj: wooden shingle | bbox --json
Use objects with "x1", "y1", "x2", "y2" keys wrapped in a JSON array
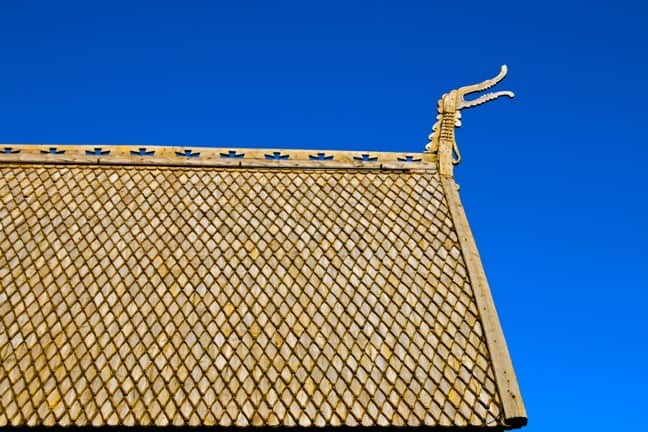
[{"x1": 0, "y1": 146, "x2": 525, "y2": 428}]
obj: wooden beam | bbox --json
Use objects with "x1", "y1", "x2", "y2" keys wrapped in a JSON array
[{"x1": 440, "y1": 175, "x2": 527, "y2": 428}]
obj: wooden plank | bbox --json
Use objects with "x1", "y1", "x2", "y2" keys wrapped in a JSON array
[
  {"x1": 0, "y1": 144, "x2": 437, "y2": 171},
  {"x1": 440, "y1": 175, "x2": 527, "y2": 427}
]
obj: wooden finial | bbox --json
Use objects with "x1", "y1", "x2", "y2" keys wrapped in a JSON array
[{"x1": 426, "y1": 65, "x2": 514, "y2": 176}]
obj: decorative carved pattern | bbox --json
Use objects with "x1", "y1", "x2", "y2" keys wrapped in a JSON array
[
  {"x1": 309, "y1": 153, "x2": 334, "y2": 161},
  {"x1": 220, "y1": 150, "x2": 245, "y2": 159},
  {"x1": 353, "y1": 154, "x2": 378, "y2": 162},
  {"x1": 131, "y1": 148, "x2": 155, "y2": 156},
  {"x1": 86, "y1": 148, "x2": 111, "y2": 156},
  {"x1": 425, "y1": 65, "x2": 514, "y2": 175},
  {"x1": 0, "y1": 146, "x2": 434, "y2": 166},
  {"x1": 398, "y1": 155, "x2": 422, "y2": 163},
  {"x1": 264, "y1": 151, "x2": 289, "y2": 160},
  {"x1": 40, "y1": 147, "x2": 64, "y2": 155},
  {"x1": 176, "y1": 149, "x2": 201, "y2": 158}
]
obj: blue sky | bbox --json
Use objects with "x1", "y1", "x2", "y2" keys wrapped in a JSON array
[{"x1": 1, "y1": 1, "x2": 647, "y2": 430}]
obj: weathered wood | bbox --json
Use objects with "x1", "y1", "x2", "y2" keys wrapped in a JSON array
[
  {"x1": 0, "y1": 160, "x2": 517, "y2": 427},
  {"x1": 0, "y1": 145, "x2": 437, "y2": 171},
  {"x1": 424, "y1": 65, "x2": 514, "y2": 177},
  {"x1": 440, "y1": 175, "x2": 527, "y2": 427}
]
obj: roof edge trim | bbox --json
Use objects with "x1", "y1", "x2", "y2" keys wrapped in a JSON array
[
  {"x1": 440, "y1": 176, "x2": 527, "y2": 428},
  {"x1": 0, "y1": 145, "x2": 437, "y2": 171}
]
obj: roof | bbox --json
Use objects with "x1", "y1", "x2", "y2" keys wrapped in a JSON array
[{"x1": 0, "y1": 145, "x2": 526, "y2": 428}]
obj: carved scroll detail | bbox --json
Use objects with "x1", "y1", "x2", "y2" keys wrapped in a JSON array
[{"x1": 425, "y1": 65, "x2": 514, "y2": 176}]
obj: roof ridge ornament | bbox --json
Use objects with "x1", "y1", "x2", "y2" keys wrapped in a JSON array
[{"x1": 425, "y1": 65, "x2": 514, "y2": 176}]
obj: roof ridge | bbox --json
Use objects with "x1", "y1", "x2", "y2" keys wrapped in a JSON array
[{"x1": 0, "y1": 145, "x2": 437, "y2": 171}]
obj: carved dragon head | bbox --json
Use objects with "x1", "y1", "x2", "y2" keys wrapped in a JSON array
[{"x1": 425, "y1": 65, "x2": 514, "y2": 162}]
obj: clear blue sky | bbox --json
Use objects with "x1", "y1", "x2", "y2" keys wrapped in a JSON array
[{"x1": 1, "y1": 1, "x2": 646, "y2": 430}]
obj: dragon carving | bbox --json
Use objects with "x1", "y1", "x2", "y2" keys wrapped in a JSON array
[{"x1": 425, "y1": 65, "x2": 514, "y2": 175}]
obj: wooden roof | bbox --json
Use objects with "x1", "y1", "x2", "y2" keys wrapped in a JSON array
[{"x1": 0, "y1": 145, "x2": 526, "y2": 428}]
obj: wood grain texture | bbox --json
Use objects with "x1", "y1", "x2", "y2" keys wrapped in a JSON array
[{"x1": 440, "y1": 177, "x2": 526, "y2": 428}]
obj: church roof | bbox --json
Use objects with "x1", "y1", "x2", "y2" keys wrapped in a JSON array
[{"x1": 0, "y1": 145, "x2": 526, "y2": 428}]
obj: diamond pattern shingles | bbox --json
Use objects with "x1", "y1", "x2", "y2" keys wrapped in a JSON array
[{"x1": 0, "y1": 164, "x2": 502, "y2": 427}]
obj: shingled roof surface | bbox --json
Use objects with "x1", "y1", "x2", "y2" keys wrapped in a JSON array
[{"x1": 0, "y1": 146, "x2": 525, "y2": 428}]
